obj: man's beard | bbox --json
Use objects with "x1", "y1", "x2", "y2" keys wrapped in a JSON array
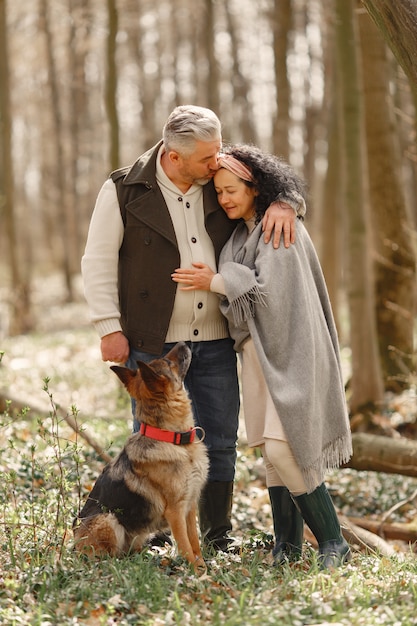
[{"x1": 194, "y1": 177, "x2": 212, "y2": 186}]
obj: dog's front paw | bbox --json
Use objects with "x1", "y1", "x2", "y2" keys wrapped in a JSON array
[{"x1": 192, "y1": 554, "x2": 206, "y2": 576}]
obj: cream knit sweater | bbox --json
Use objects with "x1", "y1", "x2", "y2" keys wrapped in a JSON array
[{"x1": 81, "y1": 146, "x2": 228, "y2": 344}]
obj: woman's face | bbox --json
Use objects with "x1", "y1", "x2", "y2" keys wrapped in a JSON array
[{"x1": 214, "y1": 168, "x2": 257, "y2": 221}]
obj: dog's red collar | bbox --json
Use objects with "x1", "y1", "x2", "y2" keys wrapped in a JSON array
[{"x1": 139, "y1": 423, "x2": 203, "y2": 445}]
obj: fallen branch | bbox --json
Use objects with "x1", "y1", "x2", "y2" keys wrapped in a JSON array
[
  {"x1": 303, "y1": 514, "x2": 401, "y2": 557},
  {"x1": 339, "y1": 514, "x2": 402, "y2": 557},
  {"x1": 345, "y1": 433, "x2": 417, "y2": 478},
  {"x1": 0, "y1": 390, "x2": 112, "y2": 463},
  {"x1": 347, "y1": 515, "x2": 417, "y2": 544},
  {"x1": 379, "y1": 486, "x2": 417, "y2": 527},
  {"x1": 61, "y1": 410, "x2": 112, "y2": 464}
]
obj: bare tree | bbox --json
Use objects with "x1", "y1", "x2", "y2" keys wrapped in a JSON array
[
  {"x1": 67, "y1": 0, "x2": 91, "y2": 266},
  {"x1": 223, "y1": 3, "x2": 258, "y2": 143},
  {"x1": 271, "y1": 0, "x2": 291, "y2": 159},
  {"x1": 105, "y1": 0, "x2": 119, "y2": 170},
  {"x1": 0, "y1": 0, "x2": 32, "y2": 334},
  {"x1": 123, "y1": 2, "x2": 152, "y2": 152},
  {"x1": 172, "y1": 0, "x2": 199, "y2": 106},
  {"x1": 39, "y1": 0, "x2": 76, "y2": 300},
  {"x1": 204, "y1": 0, "x2": 220, "y2": 113},
  {"x1": 319, "y1": 87, "x2": 344, "y2": 337},
  {"x1": 358, "y1": 10, "x2": 416, "y2": 391},
  {"x1": 362, "y1": 0, "x2": 417, "y2": 231},
  {"x1": 361, "y1": 0, "x2": 417, "y2": 88},
  {"x1": 335, "y1": 0, "x2": 384, "y2": 411}
]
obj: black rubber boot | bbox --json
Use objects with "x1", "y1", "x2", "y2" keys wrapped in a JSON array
[
  {"x1": 292, "y1": 483, "x2": 350, "y2": 569},
  {"x1": 268, "y1": 486, "x2": 304, "y2": 564},
  {"x1": 199, "y1": 481, "x2": 236, "y2": 552}
]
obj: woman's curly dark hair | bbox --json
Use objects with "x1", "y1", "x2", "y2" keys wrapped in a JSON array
[{"x1": 221, "y1": 144, "x2": 308, "y2": 223}]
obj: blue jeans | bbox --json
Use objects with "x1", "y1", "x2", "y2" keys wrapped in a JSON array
[{"x1": 126, "y1": 339, "x2": 239, "y2": 482}]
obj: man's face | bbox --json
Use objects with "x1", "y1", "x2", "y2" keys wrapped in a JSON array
[{"x1": 176, "y1": 138, "x2": 221, "y2": 186}]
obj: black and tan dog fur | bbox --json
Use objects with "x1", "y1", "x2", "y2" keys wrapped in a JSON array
[{"x1": 73, "y1": 342, "x2": 209, "y2": 572}]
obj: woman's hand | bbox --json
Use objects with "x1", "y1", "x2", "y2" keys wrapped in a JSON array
[{"x1": 171, "y1": 262, "x2": 215, "y2": 291}]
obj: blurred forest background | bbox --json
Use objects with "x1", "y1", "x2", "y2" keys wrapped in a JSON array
[{"x1": 0, "y1": 0, "x2": 416, "y2": 418}]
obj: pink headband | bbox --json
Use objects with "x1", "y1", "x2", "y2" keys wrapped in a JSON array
[{"x1": 218, "y1": 154, "x2": 254, "y2": 183}]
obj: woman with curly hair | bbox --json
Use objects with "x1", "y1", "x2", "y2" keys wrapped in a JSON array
[{"x1": 171, "y1": 144, "x2": 352, "y2": 569}]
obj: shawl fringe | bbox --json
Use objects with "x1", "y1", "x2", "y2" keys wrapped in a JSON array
[
  {"x1": 301, "y1": 434, "x2": 353, "y2": 494},
  {"x1": 230, "y1": 286, "x2": 267, "y2": 326}
]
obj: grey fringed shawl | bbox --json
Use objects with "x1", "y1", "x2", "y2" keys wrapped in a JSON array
[{"x1": 218, "y1": 220, "x2": 352, "y2": 492}]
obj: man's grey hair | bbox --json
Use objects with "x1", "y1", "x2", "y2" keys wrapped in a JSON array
[{"x1": 162, "y1": 105, "x2": 222, "y2": 155}]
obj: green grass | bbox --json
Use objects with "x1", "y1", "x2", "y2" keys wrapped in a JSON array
[{"x1": 1, "y1": 382, "x2": 417, "y2": 626}]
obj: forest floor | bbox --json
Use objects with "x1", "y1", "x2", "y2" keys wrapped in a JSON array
[
  {"x1": 1, "y1": 274, "x2": 417, "y2": 625},
  {"x1": 2, "y1": 273, "x2": 417, "y2": 531}
]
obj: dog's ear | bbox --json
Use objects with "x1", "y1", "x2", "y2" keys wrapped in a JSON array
[
  {"x1": 136, "y1": 360, "x2": 162, "y2": 393},
  {"x1": 110, "y1": 365, "x2": 138, "y2": 388}
]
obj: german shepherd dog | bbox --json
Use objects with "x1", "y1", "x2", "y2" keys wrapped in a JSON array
[{"x1": 73, "y1": 342, "x2": 209, "y2": 573}]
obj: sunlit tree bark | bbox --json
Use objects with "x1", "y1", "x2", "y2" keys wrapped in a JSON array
[
  {"x1": 305, "y1": 0, "x2": 337, "y2": 237},
  {"x1": 125, "y1": 2, "x2": 157, "y2": 151},
  {"x1": 320, "y1": 94, "x2": 344, "y2": 337},
  {"x1": 67, "y1": 0, "x2": 90, "y2": 275},
  {"x1": 361, "y1": 0, "x2": 417, "y2": 88},
  {"x1": 224, "y1": 4, "x2": 257, "y2": 143},
  {"x1": 39, "y1": 0, "x2": 76, "y2": 300},
  {"x1": 0, "y1": 0, "x2": 32, "y2": 334},
  {"x1": 173, "y1": 0, "x2": 199, "y2": 106},
  {"x1": 335, "y1": 0, "x2": 384, "y2": 412},
  {"x1": 358, "y1": 11, "x2": 416, "y2": 391},
  {"x1": 303, "y1": 1, "x2": 325, "y2": 196},
  {"x1": 271, "y1": 0, "x2": 291, "y2": 159},
  {"x1": 105, "y1": 0, "x2": 119, "y2": 170},
  {"x1": 204, "y1": 0, "x2": 219, "y2": 112},
  {"x1": 362, "y1": 0, "x2": 417, "y2": 231}
]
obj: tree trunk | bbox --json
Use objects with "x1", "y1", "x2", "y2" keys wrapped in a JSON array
[
  {"x1": 105, "y1": 0, "x2": 119, "y2": 170},
  {"x1": 39, "y1": 0, "x2": 74, "y2": 301},
  {"x1": 359, "y1": 11, "x2": 416, "y2": 392},
  {"x1": 362, "y1": 0, "x2": 417, "y2": 221},
  {"x1": 126, "y1": 3, "x2": 157, "y2": 152},
  {"x1": 67, "y1": 0, "x2": 90, "y2": 276},
  {"x1": 0, "y1": 0, "x2": 32, "y2": 334},
  {"x1": 361, "y1": 0, "x2": 417, "y2": 88},
  {"x1": 224, "y1": 4, "x2": 258, "y2": 143},
  {"x1": 271, "y1": 0, "x2": 291, "y2": 160},
  {"x1": 319, "y1": 93, "x2": 344, "y2": 337},
  {"x1": 339, "y1": 514, "x2": 403, "y2": 556},
  {"x1": 313, "y1": 0, "x2": 343, "y2": 304},
  {"x1": 0, "y1": 390, "x2": 111, "y2": 464},
  {"x1": 345, "y1": 433, "x2": 417, "y2": 477},
  {"x1": 335, "y1": 0, "x2": 384, "y2": 412},
  {"x1": 347, "y1": 516, "x2": 417, "y2": 543},
  {"x1": 204, "y1": 0, "x2": 219, "y2": 113}
]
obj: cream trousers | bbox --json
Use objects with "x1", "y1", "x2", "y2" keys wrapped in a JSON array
[{"x1": 261, "y1": 438, "x2": 308, "y2": 496}]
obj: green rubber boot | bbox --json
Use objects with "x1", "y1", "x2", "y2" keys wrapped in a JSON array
[
  {"x1": 199, "y1": 481, "x2": 236, "y2": 552},
  {"x1": 268, "y1": 486, "x2": 304, "y2": 564},
  {"x1": 292, "y1": 483, "x2": 351, "y2": 569}
]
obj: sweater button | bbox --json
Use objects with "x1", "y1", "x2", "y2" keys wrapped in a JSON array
[
  {"x1": 186, "y1": 202, "x2": 190, "y2": 208},
  {"x1": 191, "y1": 237, "x2": 197, "y2": 243},
  {"x1": 193, "y1": 329, "x2": 199, "y2": 336},
  {"x1": 178, "y1": 197, "x2": 183, "y2": 202},
  {"x1": 197, "y1": 302, "x2": 203, "y2": 309}
]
